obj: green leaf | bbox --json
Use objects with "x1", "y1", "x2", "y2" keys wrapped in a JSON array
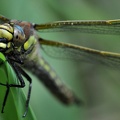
[{"x1": 0, "y1": 53, "x2": 37, "y2": 120}]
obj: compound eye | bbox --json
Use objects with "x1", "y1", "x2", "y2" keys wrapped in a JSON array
[{"x1": 13, "y1": 25, "x2": 25, "y2": 47}]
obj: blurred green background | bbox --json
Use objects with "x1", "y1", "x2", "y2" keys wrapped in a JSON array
[{"x1": 0, "y1": 0, "x2": 120, "y2": 120}]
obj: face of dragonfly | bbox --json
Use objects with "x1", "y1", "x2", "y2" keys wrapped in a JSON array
[{"x1": 0, "y1": 20, "x2": 37, "y2": 54}]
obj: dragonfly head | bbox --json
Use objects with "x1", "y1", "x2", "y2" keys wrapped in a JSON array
[{"x1": 0, "y1": 23, "x2": 25, "y2": 53}]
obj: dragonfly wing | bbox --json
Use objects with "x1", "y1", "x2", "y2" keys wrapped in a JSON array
[
  {"x1": 34, "y1": 20, "x2": 120, "y2": 35},
  {"x1": 0, "y1": 15, "x2": 10, "y2": 23},
  {"x1": 39, "y1": 38, "x2": 120, "y2": 68}
]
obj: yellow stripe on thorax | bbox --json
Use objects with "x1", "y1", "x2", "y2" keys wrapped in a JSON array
[{"x1": 24, "y1": 36, "x2": 36, "y2": 51}]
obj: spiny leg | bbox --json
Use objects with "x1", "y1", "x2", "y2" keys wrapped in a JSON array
[
  {"x1": 0, "y1": 82, "x2": 10, "y2": 113},
  {"x1": 0, "y1": 63, "x2": 25, "y2": 115},
  {"x1": 0, "y1": 59, "x2": 11, "y2": 113},
  {"x1": 0, "y1": 59, "x2": 32, "y2": 117},
  {"x1": 10, "y1": 62, "x2": 32, "y2": 117},
  {"x1": 16, "y1": 65, "x2": 32, "y2": 117}
]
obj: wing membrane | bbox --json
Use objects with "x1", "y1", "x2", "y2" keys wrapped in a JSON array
[
  {"x1": 34, "y1": 20, "x2": 120, "y2": 35},
  {"x1": 40, "y1": 39, "x2": 120, "y2": 68}
]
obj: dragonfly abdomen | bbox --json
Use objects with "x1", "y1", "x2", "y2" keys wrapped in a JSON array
[{"x1": 23, "y1": 55, "x2": 81, "y2": 105}]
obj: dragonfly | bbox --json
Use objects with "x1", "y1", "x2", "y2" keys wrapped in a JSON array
[{"x1": 0, "y1": 15, "x2": 120, "y2": 117}]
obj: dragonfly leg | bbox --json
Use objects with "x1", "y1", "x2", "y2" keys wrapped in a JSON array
[
  {"x1": 10, "y1": 62, "x2": 32, "y2": 117},
  {"x1": 0, "y1": 60, "x2": 32, "y2": 117},
  {"x1": 0, "y1": 82, "x2": 10, "y2": 113},
  {"x1": 16, "y1": 65, "x2": 32, "y2": 117},
  {"x1": 0, "y1": 62, "x2": 26, "y2": 115}
]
